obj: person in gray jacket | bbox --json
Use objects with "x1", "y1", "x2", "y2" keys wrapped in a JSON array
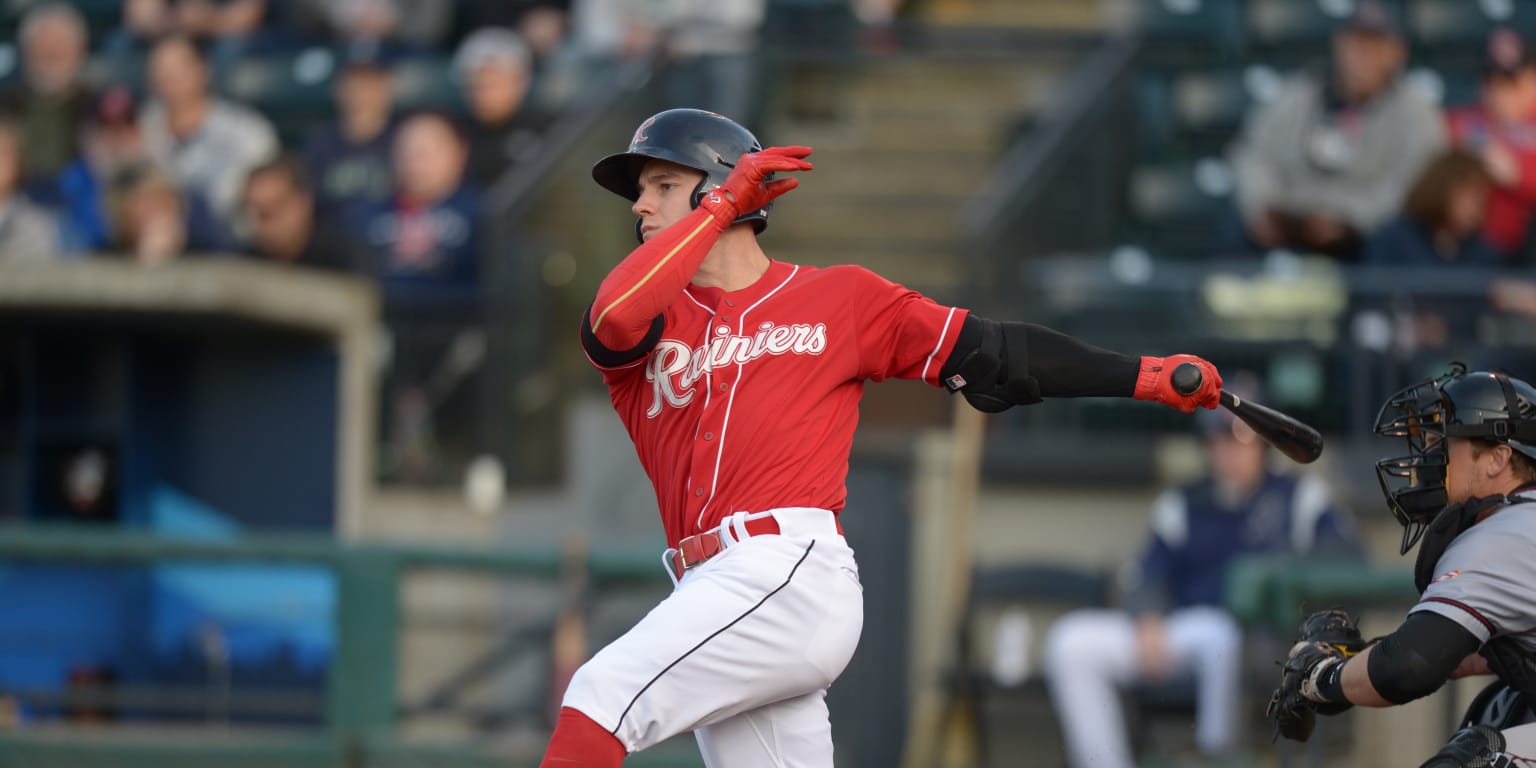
[{"x1": 1227, "y1": 0, "x2": 1445, "y2": 260}]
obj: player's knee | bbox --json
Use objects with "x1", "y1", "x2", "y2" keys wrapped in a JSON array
[
  {"x1": 1191, "y1": 609, "x2": 1243, "y2": 659},
  {"x1": 1043, "y1": 612, "x2": 1097, "y2": 671}
]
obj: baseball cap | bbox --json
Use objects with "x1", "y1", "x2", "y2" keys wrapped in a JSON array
[
  {"x1": 452, "y1": 28, "x2": 531, "y2": 80},
  {"x1": 94, "y1": 84, "x2": 137, "y2": 127},
  {"x1": 1483, "y1": 27, "x2": 1535, "y2": 79},
  {"x1": 1341, "y1": 0, "x2": 1401, "y2": 38}
]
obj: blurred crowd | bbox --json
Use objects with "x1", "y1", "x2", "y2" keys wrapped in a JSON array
[
  {"x1": 1223, "y1": 1, "x2": 1536, "y2": 280},
  {"x1": 1150, "y1": 0, "x2": 1536, "y2": 374},
  {"x1": 0, "y1": 1, "x2": 562, "y2": 274},
  {"x1": 0, "y1": 0, "x2": 916, "y2": 481}
]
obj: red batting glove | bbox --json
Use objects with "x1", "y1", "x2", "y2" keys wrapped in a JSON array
[
  {"x1": 1134, "y1": 355, "x2": 1222, "y2": 413},
  {"x1": 698, "y1": 146, "x2": 813, "y2": 227}
]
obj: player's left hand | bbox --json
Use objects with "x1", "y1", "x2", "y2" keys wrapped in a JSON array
[
  {"x1": 1133, "y1": 354, "x2": 1221, "y2": 413},
  {"x1": 699, "y1": 146, "x2": 814, "y2": 226},
  {"x1": 1266, "y1": 609, "x2": 1366, "y2": 742}
]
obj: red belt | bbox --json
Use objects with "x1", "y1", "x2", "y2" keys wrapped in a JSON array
[{"x1": 667, "y1": 514, "x2": 846, "y2": 581}]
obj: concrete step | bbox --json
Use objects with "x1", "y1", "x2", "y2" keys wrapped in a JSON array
[
  {"x1": 778, "y1": 111, "x2": 1015, "y2": 153},
  {"x1": 769, "y1": 199, "x2": 965, "y2": 242},
  {"x1": 845, "y1": 63, "x2": 1067, "y2": 112},
  {"x1": 923, "y1": 0, "x2": 1111, "y2": 29},
  {"x1": 778, "y1": 150, "x2": 994, "y2": 199}
]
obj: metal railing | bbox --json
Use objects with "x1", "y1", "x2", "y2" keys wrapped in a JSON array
[{"x1": 0, "y1": 524, "x2": 678, "y2": 766}]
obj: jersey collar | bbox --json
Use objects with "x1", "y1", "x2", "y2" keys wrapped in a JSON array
[{"x1": 686, "y1": 259, "x2": 795, "y2": 312}]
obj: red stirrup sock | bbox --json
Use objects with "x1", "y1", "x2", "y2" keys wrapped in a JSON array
[{"x1": 540, "y1": 707, "x2": 626, "y2": 767}]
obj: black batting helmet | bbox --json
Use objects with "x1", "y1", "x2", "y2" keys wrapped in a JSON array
[
  {"x1": 592, "y1": 109, "x2": 770, "y2": 236},
  {"x1": 1374, "y1": 364, "x2": 1536, "y2": 552}
]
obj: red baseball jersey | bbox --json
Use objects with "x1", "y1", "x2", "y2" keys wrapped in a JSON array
[
  {"x1": 1448, "y1": 104, "x2": 1536, "y2": 256},
  {"x1": 586, "y1": 259, "x2": 966, "y2": 546}
]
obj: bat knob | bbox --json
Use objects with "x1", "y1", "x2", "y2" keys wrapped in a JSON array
[{"x1": 1171, "y1": 362, "x2": 1203, "y2": 396}]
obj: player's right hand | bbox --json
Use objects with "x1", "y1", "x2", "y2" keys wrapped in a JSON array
[
  {"x1": 1133, "y1": 354, "x2": 1221, "y2": 413},
  {"x1": 699, "y1": 146, "x2": 813, "y2": 226}
]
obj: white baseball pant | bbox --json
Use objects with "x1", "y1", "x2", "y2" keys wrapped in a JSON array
[
  {"x1": 1043, "y1": 606, "x2": 1243, "y2": 768},
  {"x1": 561, "y1": 508, "x2": 864, "y2": 767}
]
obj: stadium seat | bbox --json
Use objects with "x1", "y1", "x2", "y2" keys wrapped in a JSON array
[
  {"x1": 1132, "y1": 0, "x2": 1246, "y2": 47},
  {"x1": 1406, "y1": 0, "x2": 1521, "y2": 49},
  {"x1": 935, "y1": 564, "x2": 1112, "y2": 766},
  {"x1": 1171, "y1": 68, "x2": 1259, "y2": 137},
  {"x1": 1127, "y1": 159, "x2": 1235, "y2": 257},
  {"x1": 1130, "y1": 159, "x2": 1233, "y2": 225},
  {"x1": 82, "y1": 51, "x2": 146, "y2": 94},
  {"x1": 72, "y1": 0, "x2": 123, "y2": 40},
  {"x1": 393, "y1": 56, "x2": 461, "y2": 112},
  {"x1": 221, "y1": 49, "x2": 336, "y2": 113}
]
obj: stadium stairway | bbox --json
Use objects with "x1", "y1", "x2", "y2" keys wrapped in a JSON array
[{"x1": 761, "y1": 44, "x2": 1092, "y2": 302}]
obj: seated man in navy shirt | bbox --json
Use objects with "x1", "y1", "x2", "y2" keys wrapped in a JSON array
[
  {"x1": 1043, "y1": 377, "x2": 1359, "y2": 768},
  {"x1": 347, "y1": 111, "x2": 484, "y2": 480},
  {"x1": 349, "y1": 111, "x2": 482, "y2": 305}
]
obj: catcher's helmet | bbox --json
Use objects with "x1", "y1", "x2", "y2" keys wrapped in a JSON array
[
  {"x1": 1375, "y1": 364, "x2": 1536, "y2": 553},
  {"x1": 592, "y1": 109, "x2": 770, "y2": 237}
]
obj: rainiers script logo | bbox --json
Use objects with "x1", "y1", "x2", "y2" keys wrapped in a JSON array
[{"x1": 646, "y1": 322, "x2": 827, "y2": 417}]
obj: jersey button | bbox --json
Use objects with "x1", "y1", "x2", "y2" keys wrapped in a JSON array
[
  {"x1": 704, "y1": 432, "x2": 714, "y2": 440},
  {"x1": 722, "y1": 315, "x2": 732, "y2": 322},
  {"x1": 719, "y1": 383, "x2": 729, "y2": 391},
  {"x1": 694, "y1": 488, "x2": 704, "y2": 496},
  {"x1": 725, "y1": 300, "x2": 736, "y2": 307}
]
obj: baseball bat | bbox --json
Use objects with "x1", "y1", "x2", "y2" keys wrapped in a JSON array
[{"x1": 1171, "y1": 363, "x2": 1324, "y2": 464}]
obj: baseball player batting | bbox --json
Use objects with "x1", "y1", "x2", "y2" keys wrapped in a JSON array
[{"x1": 538, "y1": 108, "x2": 1224, "y2": 767}]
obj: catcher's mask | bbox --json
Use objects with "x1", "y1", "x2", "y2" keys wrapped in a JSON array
[{"x1": 1375, "y1": 363, "x2": 1536, "y2": 554}]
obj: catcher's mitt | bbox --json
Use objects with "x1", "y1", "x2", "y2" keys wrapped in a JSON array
[{"x1": 1266, "y1": 609, "x2": 1368, "y2": 742}]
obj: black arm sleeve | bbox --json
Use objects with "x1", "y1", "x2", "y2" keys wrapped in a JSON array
[
  {"x1": 1367, "y1": 610, "x2": 1483, "y2": 705},
  {"x1": 580, "y1": 306, "x2": 665, "y2": 368},
  {"x1": 939, "y1": 314, "x2": 1138, "y2": 399}
]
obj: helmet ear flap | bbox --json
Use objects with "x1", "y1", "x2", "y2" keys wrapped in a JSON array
[{"x1": 689, "y1": 177, "x2": 711, "y2": 211}]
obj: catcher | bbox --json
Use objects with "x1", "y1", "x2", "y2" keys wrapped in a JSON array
[{"x1": 1269, "y1": 366, "x2": 1536, "y2": 764}]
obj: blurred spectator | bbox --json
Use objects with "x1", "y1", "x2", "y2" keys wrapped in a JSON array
[
  {"x1": 294, "y1": 0, "x2": 453, "y2": 49},
  {"x1": 1446, "y1": 28, "x2": 1536, "y2": 263},
  {"x1": 1364, "y1": 150, "x2": 1501, "y2": 267},
  {"x1": 108, "y1": 166, "x2": 187, "y2": 264},
  {"x1": 50, "y1": 86, "x2": 148, "y2": 251},
  {"x1": 109, "y1": 0, "x2": 272, "y2": 82},
  {"x1": 302, "y1": 41, "x2": 398, "y2": 213},
  {"x1": 349, "y1": 111, "x2": 482, "y2": 300},
  {"x1": 0, "y1": 3, "x2": 95, "y2": 190},
  {"x1": 350, "y1": 112, "x2": 485, "y2": 480},
  {"x1": 1364, "y1": 150, "x2": 1501, "y2": 351},
  {"x1": 657, "y1": 0, "x2": 767, "y2": 124},
  {"x1": 457, "y1": 0, "x2": 570, "y2": 62},
  {"x1": 452, "y1": 29, "x2": 547, "y2": 188},
  {"x1": 1043, "y1": 376, "x2": 1358, "y2": 768},
  {"x1": 567, "y1": 0, "x2": 661, "y2": 62},
  {"x1": 1227, "y1": 0, "x2": 1444, "y2": 260},
  {"x1": 140, "y1": 35, "x2": 278, "y2": 237},
  {"x1": 52, "y1": 87, "x2": 154, "y2": 250},
  {"x1": 0, "y1": 121, "x2": 65, "y2": 263},
  {"x1": 241, "y1": 155, "x2": 357, "y2": 271}
]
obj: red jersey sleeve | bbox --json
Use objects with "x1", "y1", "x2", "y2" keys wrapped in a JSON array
[
  {"x1": 848, "y1": 266, "x2": 968, "y2": 385},
  {"x1": 586, "y1": 206, "x2": 726, "y2": 353}
]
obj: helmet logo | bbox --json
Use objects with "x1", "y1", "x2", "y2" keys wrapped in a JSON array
[{"x1": 630, "y1": 117, "x2": 656, "y2": 149}]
